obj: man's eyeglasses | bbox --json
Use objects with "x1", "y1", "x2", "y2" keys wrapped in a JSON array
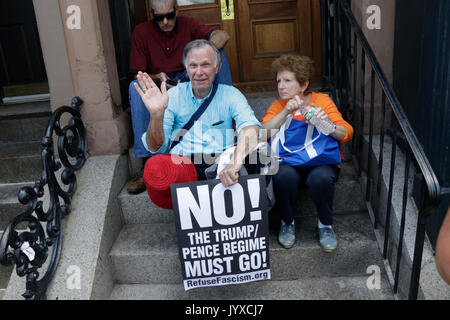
[{"x1": 151, "y1": 8, "x2": 176, "y2": 22}]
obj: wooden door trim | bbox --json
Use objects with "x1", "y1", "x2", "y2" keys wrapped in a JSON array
[
  {"x1": 236, "y1": 0, "x2": 251, "y2": 81},
  {"x1": 298, "y1": 0, "x2": 313, "y2": 57},
  {"x1": 311, "y1": 0, "x2": 322, "y2": 75},
  {"x1": 249, "y1": 16, "x2": 299, "y2": 24}
]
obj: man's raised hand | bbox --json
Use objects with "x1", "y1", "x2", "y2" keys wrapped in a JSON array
[{"x1": 134, "y1": 71, "x2": 169, "y2": 115}]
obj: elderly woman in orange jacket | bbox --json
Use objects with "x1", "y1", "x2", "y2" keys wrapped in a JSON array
[{"x1": 261, "y1": 55, "x2": 353, "y2": 251}]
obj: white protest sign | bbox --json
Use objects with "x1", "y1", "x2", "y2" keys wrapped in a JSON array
[{"x1": 170, "y1": 174, "x2": 271, "y2": 290}]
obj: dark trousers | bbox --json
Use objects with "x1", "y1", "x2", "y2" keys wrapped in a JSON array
[{"x1": 273, "y1": 163, "x2": 340, "y2": 226}]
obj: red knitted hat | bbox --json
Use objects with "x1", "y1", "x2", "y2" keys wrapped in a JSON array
[{"x1": 143, "y1": 154, "x2": 198, "y2": 209}]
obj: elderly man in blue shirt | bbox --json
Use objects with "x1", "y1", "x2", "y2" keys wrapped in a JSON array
[{"x1": 135, "y1": 39, "x2": 261, "y2": 187}]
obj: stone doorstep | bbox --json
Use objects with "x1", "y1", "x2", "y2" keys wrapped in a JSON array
[
  {"x1": 0, "y1": 141, "x2": 42, "y2": 185},
  {"x1": 0, "y1": 117, "x2": 49, "y2": 144},
  {"x1": 0, "y1": 100, "x2": 51, "y2": 119},
  {"x1": 118, "y1": 181, "x2": 365, "y2": 226},
  {"x1": 358, "y1": 135, "x2": 450, "y2": 300},
  {"x1": 0, "y1": 182, "x2": 33, "y2": 202},
  {"x1": 3, "y1": 154, "x2": 128, "y2": 300},
  {"x1": 0, "y1": 173, "x2": 67, "y2": 298},
  {"x1": 118, "y1": 162, "x2": 365, "y2": 226},
  {"x1": 109, "y1": 213, "x2": 385, "y2": 285},
  {"x1": 0, "y1": 182, "x2": 35, "y2": 233},
  {"x1": 0, "y1": 141, "x2": 43, "y2": 159},
  {"x1": 0, "y1": 141, "x2": 44, "y2": 184},
  {"x1": 109, "y1": 274, "x2": 394, "y2": 300},
  {"x1": 0, "y1": 203, "x2": 26, "y2": 231},
  {"x1": 0, "y1": 156, "x2": 43, "y2": 184},
  {"x1": 0, "y1": 231, "x2": 14, "y2": 295},
  {"x1": 0, "y1": 265, "x2": 13, "y2": 295}
]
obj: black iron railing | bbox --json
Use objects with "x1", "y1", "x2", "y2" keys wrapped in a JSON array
[
  {"x1": 0, "y1": 97, "x2": 87, "y2": 300},
  {"x1": 321, "y1": 0, "x2": 441, "y2": 299}
]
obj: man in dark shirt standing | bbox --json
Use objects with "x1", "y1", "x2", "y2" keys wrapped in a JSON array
[{"x1": 127, "y1": 0, "x2": 232, "y2": 194}]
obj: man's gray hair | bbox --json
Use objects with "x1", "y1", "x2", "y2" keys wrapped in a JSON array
[
  {"x1": 182, "y1": 39, "x2": 222, "y2": 69},
  {"x1": 149, "y1": 0, "x2": 177, "y2": 9}
]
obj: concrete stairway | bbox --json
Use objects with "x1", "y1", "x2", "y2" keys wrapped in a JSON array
[
  {"x1": 0, "y1": 101, "x2": 52, "y2": 299},
  {"x1": 107, "y1": 92, "x2": 395, "y2": 300},
  {"x1": 109, "y1": 162, "x2": 394, "y2": 300}
]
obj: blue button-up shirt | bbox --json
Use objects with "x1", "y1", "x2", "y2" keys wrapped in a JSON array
[{"x1": 142, "y1": 82, "x2": 261, "y2": 156}]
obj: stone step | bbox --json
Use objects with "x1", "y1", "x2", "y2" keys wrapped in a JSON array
[
  {"x1": 0, "y1": 182, "x2": 32, "y2": 230},
  {"x1": 0, "y1": 100, "x2": 51, "y2": 120},
  {"x1": 0, "y1": 101, "x2": 50, "y2": 144},
  {"x1": 110, "y1": 274, "x2": 394, "y2": 300},
  {"x1": 110, "y1": 212, "x2": 383, "y2": 285},
  {"x1": 0, "y1": 117, "x2": 49, "y2": 144},
  {"x1": 118, "y1": 161, "x2": 365, "y2": 225},
  {"x1": 244, "y1": 91, "x2": 279, "y2": 122},
  {"x1": 0, "y1": 232, "x2": 14, "y2": 298},
  {"x1": 0, "y1": 264, "x2": 13, "y2": 291},
  {"x1": 0, "y1": 142, "x2": 43, "y2": 183}
]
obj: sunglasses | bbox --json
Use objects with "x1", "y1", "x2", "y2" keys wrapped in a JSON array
[{"x1": 152, "y1": 8, "x2": 177, "y2": 22}]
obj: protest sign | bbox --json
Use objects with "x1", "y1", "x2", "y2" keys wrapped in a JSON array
[{"x1": 170, "y1": 174, "x2": 271, "y2": 291}]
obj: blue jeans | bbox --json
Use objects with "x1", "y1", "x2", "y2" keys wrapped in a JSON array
[
  {"x1": 273, "y1": 163, "x2": 340, "y2": 226},
  {"x1": 129, "y1": 48, "x2": 233, "y2": 158}
]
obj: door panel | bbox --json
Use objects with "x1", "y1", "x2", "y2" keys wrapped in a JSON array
[
  {"x1": 237, "y1": 0, "x2": 313, "y2": 82},
  {"x1": 253, "y1": 19, "x2": 298, "y2": 56}
]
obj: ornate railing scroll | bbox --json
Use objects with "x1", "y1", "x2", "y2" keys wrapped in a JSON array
[{"x1": 0, "y1": 97, "x2": 87, "y2": 300}]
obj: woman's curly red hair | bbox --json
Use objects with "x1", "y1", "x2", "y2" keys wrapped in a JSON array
[{"x1": 272, "y1": 55, "x2": 315, "y2": 93}]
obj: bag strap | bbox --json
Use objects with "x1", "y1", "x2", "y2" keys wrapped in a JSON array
[
  {"x1": 280, "y1": 121, "x2": 321, "y2": 153},
  {"x1": 270, "y1": 115, "x2": 291, "y2": 156},
  {"x1": 271, "y1": 115, "x2": 321, "y2": 154},
  {"x1": 169, "y1": 81, "x2": 219, "y2": 151}
]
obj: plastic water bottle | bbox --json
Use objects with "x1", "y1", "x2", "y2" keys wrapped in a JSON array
[{"x1": 300, "y1": 106, "x2": 336, "y2": 136}]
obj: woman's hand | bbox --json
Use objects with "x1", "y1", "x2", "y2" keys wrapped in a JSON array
[
  {"x1": 284, "y1": 95, "x2": 305, "y2": 115},
  {"x1": 285, "y1": 99, "x2": 300, "y2": 113},
  {"x1": 134, "y1": 71, "x2": 169, "y2": 116},
  {"x1": 300, "y1": 103, "x2": 328, "y2": 124},
  {"x1": 313, "y1": 106, "x2": 330, "y2": 121},
  {"x1": 308, "y1": 104, "x2": 346, "y2": 140}
]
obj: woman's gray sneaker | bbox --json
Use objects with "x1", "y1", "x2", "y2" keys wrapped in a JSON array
[
  {"x1": 278, "y1": 222, "x2": 295, "y2": 248},
  {"x1": 318, "y1": 227, "x2": 338, "y2": 252}
]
